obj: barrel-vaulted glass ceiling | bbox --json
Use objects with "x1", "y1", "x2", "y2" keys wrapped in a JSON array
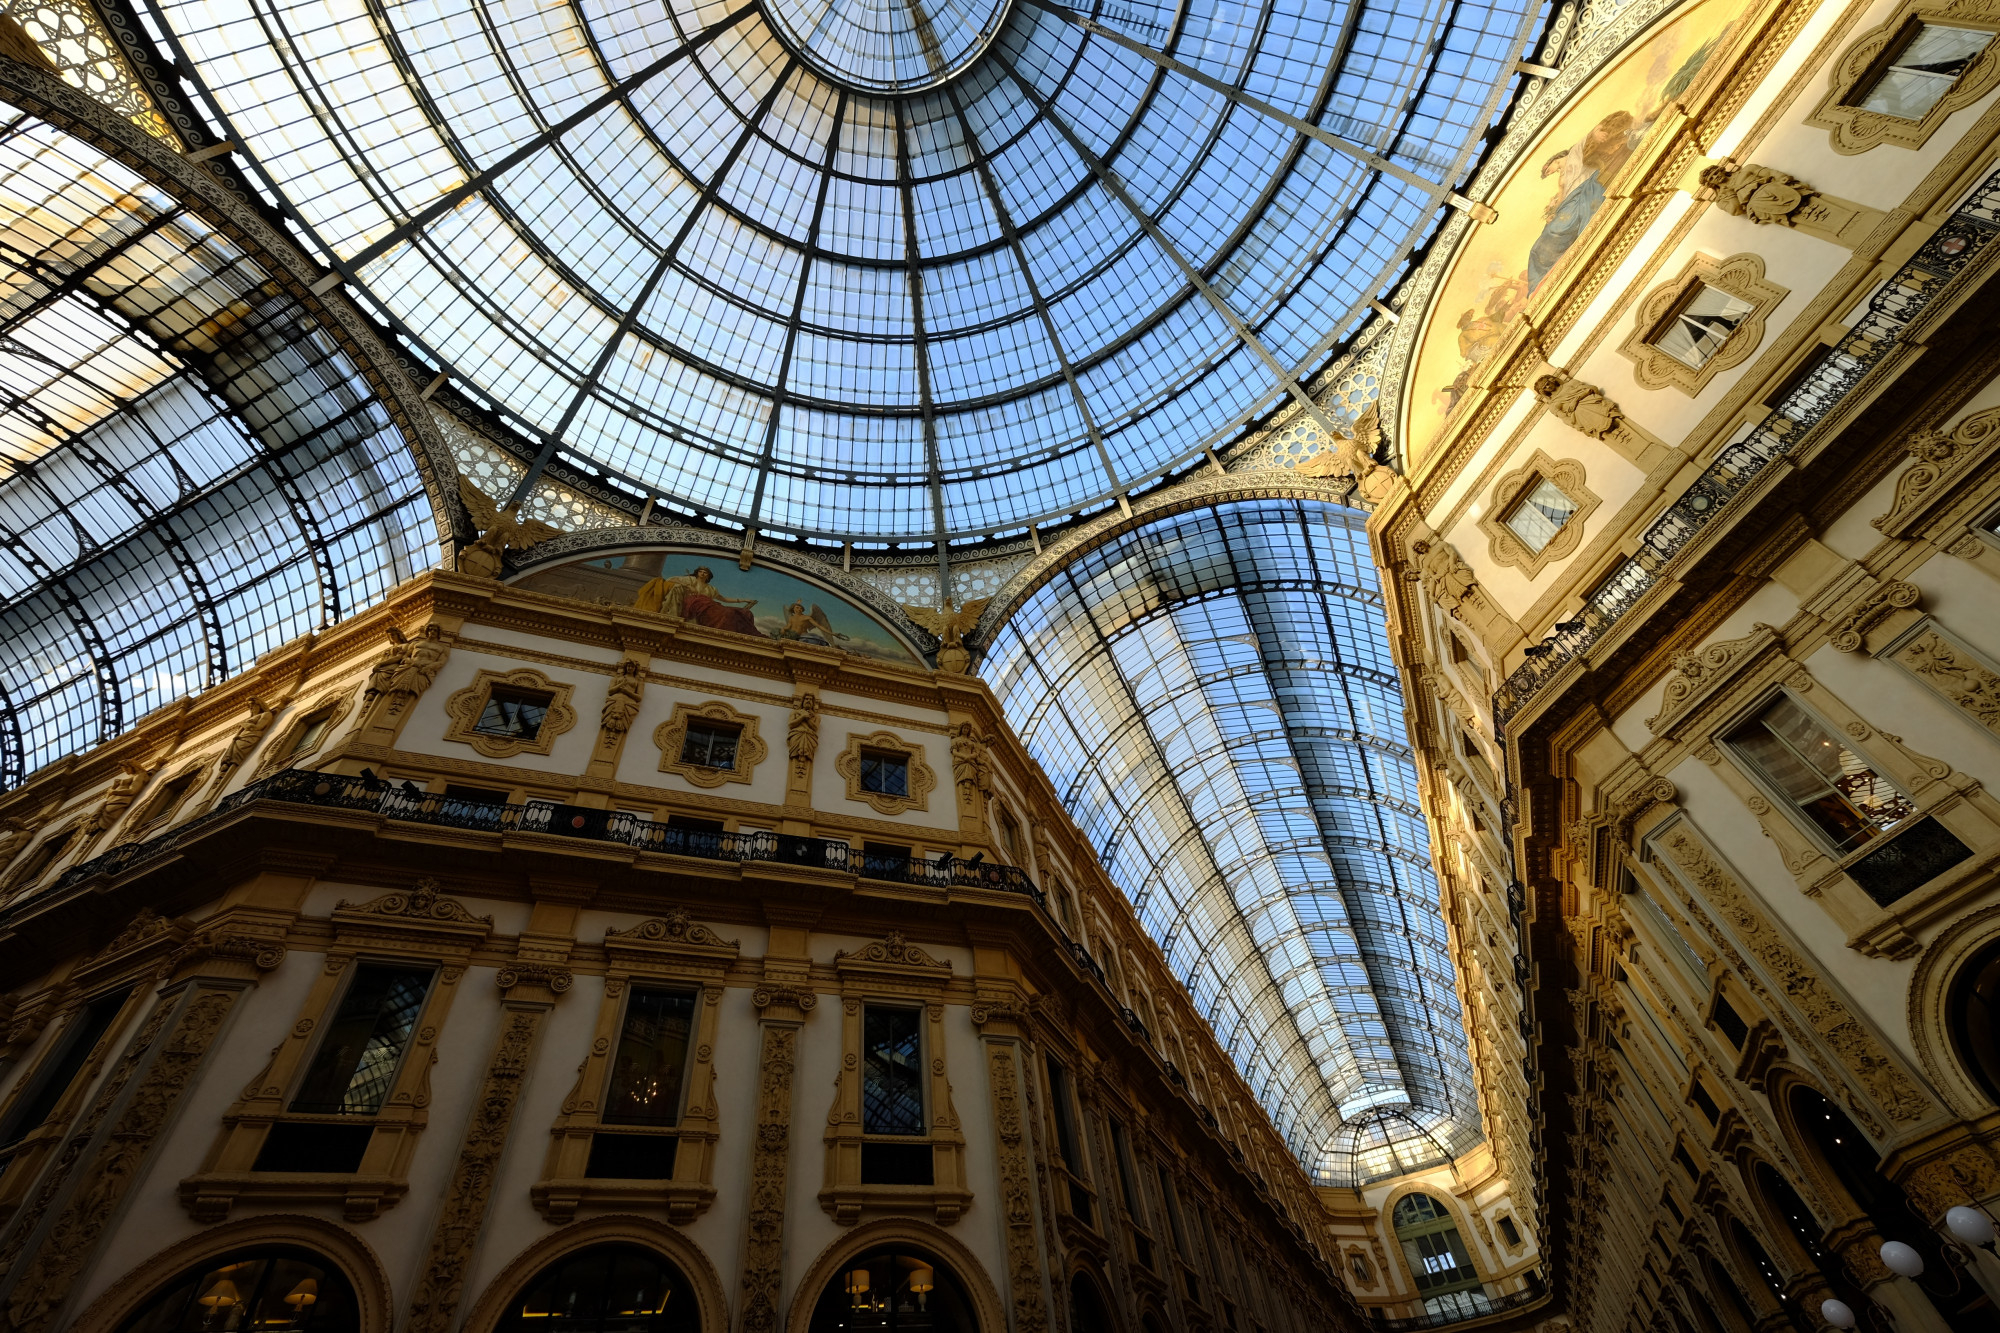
[
  {"x1": 137, "y1": 0, "x2": 1537, "y2": 542},
  {"x1": 985, "y1": 500, "x2": 1480, "y2": 1183},
  {"x1": 0, "y1": 114, "x2": 428, "y2": 788}
]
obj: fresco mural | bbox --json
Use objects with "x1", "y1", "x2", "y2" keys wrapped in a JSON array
[
  {"x1": 510, "y1": 550, "x2": 924, "y2": 665},
  {"x1": 1406, "y1": 0, "x2": 1746, "y2": 455}
]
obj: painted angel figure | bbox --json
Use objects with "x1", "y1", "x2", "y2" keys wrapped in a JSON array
[
  {"x1": 902, "y1": 596, "x2": 991, "y2": 674},
  {"x1": 777, "y1": 601, "x2": 848, "y2": 647},
  {"x1": 457, "y1": 473, "x2": 559, "y2": 578}
]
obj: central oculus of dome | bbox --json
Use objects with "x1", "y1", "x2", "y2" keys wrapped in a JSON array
[{"x1": 761, "y1": 0, "x2": 1014, "y2": 94}]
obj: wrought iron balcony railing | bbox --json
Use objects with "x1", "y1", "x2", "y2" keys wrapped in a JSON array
[
  {"x1": 1492, "y1": 160, "x2": 2000, "y2": 737},
  {"x1": 38, "y1": 767, "x2": 1042, "y2": 901}
]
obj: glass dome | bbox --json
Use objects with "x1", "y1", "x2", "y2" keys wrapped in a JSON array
[{"x1": 143, "y1": 0, "x2": 1535, "y2": 542}]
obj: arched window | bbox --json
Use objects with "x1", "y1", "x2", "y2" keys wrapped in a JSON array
[
  {"x1": 1787, "y1": 1087, "x2": 1992, "y2": 1332},
  {"x1": 1723, "y1": 1217, "x2": 1799, "y2": 1326},
  {"x1": 1068, "y1": 1272, "x2": 1112, "y2": 1333},
  {"x1": 1947, "y1": 938, "x2": 2000, "y2": 1105},
  {"x1": 806, "y1": 1248, "x2": 978, "y2": 1332},
  {"x1": 1391, "y1": 1193, "x2": 1489, "y2": 1319},
  {"x1": 1698, "y1": 1253, "x2": 1759, "y2": 1333},
  {"x1": 496, "y1": 1245, "x2": 699, "y2": 1333},
  {"x1": 118, "y1": 1248, "x2": 359, "y2": 1333}
]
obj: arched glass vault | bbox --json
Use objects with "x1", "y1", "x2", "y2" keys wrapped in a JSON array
[
  {"x1": 0, "y1": 108, "x2": 431, "y2": 787},
  {"x1": 983, "y1": 498, "x2": 1480, "y2": 1182},
  {"x1": 134, "y1": 0, "x2": 1538, "y2": 542}
]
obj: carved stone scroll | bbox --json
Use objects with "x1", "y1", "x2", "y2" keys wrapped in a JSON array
[
  {"x1": 985, "y1": 1040, "x2": 1050, "y2": 1333},
  {"x1": 404, "y1": 999, "x2": 555, "y2": 1333},
  {"x1": 1701, "y1": 161, "x2": 1884, "y2": 246},
  {"x1": 1873, "y1": 410, "x2": 2000, "y2": 537},
  {"x1": 740, "y1": 1022, "x2": 799, "y2": 1333},
  {"x1": 1656, "y1": 827, "x2": 1931, "y2": 1124},
  {"x1": 1890, "y1": 623, "x2": 2000, "y2": 736},
  {"x1": 1, "y1": 986, "x2": 239, "y2": 1333}
]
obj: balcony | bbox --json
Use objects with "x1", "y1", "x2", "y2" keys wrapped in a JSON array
[{"x1": 37, "y1": 767, "x2": 1042, "y2": 902}]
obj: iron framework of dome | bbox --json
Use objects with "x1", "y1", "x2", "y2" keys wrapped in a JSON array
[
  {"x1": 133, "y1": 0, "x2": 1540, "y2": 545},
  {"x1": 985, "y1": 500, "x2": 1481, "y2": 1183}
]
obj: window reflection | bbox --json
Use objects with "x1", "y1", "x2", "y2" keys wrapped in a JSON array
[
  {"x1": 498, "y1": 1245, "x2": 699, "y2": 1333},
  {"x1": 1725, "y1": 695, "x2": 1912, "y2": 854},
  {"x1": 806, "y1": 1249, "x2": 975, "y2": 1332},
  {"x1": 118, "y1": 1248, "x2": 358, "y2": 1333},
  {"x1": 604, "y1": 989, "x2": 696, "y2": 1125}
]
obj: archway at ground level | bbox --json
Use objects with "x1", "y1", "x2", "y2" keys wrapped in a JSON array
[
  {"x1": 493, "y1": 1244, "x2": 701, "y2": 1333},
  {"x1": 805, "y1": 1248, "x2": 980, "y2": 1332},
  {"x1": 1069, "y1": 1271, "x2": 1114, "y2": 1333},
  {"x1": 117, "y1": 1247, "x2": 361, "y2": 1333}
]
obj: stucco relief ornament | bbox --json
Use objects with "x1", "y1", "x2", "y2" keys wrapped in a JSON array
[
  {"x1": 1701, "y1": 162, "x2": 1815, "y2": 226},
  {"x1": 0, "y1": 817, "x2": 32, "y2": 871},
  {"x1": 79, "y1": 764, "x2": 144, "y2": 840},
  {"x1": 950, "y1": 722, "x2": 992, "y2": 800},
  {"x1": 598, "y1": 659, "x2": 642, "y2": 735},
  {"x1": 1534, "y1": 373, "x2": 1625, "y2": 440},
  {"x1": 214, "y1": 697, "x2": 277, "y2": 781},
  {"x1": 384, "y1": 624, "x2": 450, "y2": 712},
  {"x1": 1411, "y1": 539, "x2": 1478, "y2": 614}
]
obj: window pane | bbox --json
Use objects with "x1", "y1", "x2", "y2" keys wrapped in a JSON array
[
  {"x1": 859, "y1": 752, "x2": 909, "y2": 796},
  {"x1": 1653, "y1": 284, "x2": 1757, "y2": 368},
  {"x1": 291, "y1": 965, "x2": 433, "y2": 1113},
  {"x1": 862, "y1": 1006, "x2": 924, "y2": 1134},
  {"x1": 289, "y1": 710, "x2": 335, "y2": 756},
  {"x1": 1727, "y1": 696, "x2": 1911, "y2": 852},
  {"x1": 0, "y1": 992, "x2": 123, "y2": 1147},
  {"x1": 1856, "y1": 24, "x2": 1996, "y2": 118},
  {"x1": 604, "y1": 988, "x2": 697, "y2": 1125},
  {"x1": 680, "y1": 722, "x2": 739, "y2": 769},
  {"x1": 1502, "y1": 477, "x2": 1578, "y2": 552},
  {"x1": 475, "y1": 690, "x2": 550, "y2": 738}
]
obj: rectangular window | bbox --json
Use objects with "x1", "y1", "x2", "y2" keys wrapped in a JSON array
[
  {"x1": 1649, "y1": 282, "x2": 1756, "y2": 369},
  {"x1": 1712, "y1": 995, "x2": 1749, "y2": 1049},
  {"x1": 1690, "y1": 1081, "x2": 1720, "y2": 1123},
  {"x1": 134, "y1": 771, "x2": 201, "y2": 830},
  {"x1": 1726, "y1": 695, "x2": 1912, "y2": 854},
  {"x1": 679, "y1": 720, "x2": 740, "y2": 769},
  {"x1": 11, "y1": 829, "x2": 75, "y2": 888},
  {"x1": 288, "y1": 707, "x2": 337, "y2": 757},
  {"x1": 290, "y1": 964, "x2": 434, "y2": 1114},
  {"x1": 1045, "y1": 1057, "x2": 1093, "y2": 1223},
  {"x1": 859, "y1": 749, "x2": 909, "y2": 797},
  {"x1": 861, "y1": 1005, "x2": 924, "y2": 1135},
  {"x1": 473, "y1": 687, "x2": 551, "y2": 739},
  {"x1": 665, "y1": 815, "x2": 726, "y2": 856},
  {"x1": 1850, "y1": 22, "x2": 1995, "y2": 118},
  {"x1": 999, "y1": 810, "x2": 1021, "y2": 859},
  {"x1": 860, "y1": 842, "x2": 911, "y2": 878},
  {"x1": 1497, "y1": 1215, "x2": 1521, "y2": 1246},
  {"x1": 1502, "y1": 477, "x2": 1579, "y2": 552},
  {"x1": 1109, "y1": 1119, "x2": 1141, "y2": 1214},
  {"x1": 603, "y1": 987, "x2": 697, "y2": 1125},
  {"x1": 0, "y1": 992, "x2": 124, "y2": 1148},
  {"x1": 1158, "y1": 1166, "x2": 1191, "y2": 1257}
]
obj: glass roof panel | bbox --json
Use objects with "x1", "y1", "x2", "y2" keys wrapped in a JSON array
[
  {"x1": 0, "y1": 114, "x2": 430, "y2": 786},
  {"x1": 140, "y1": 0, "x2": 1534, "y2": 540},
  {"x1": 984, "y1": 499, "x2": 1482, "y2": 1182}
]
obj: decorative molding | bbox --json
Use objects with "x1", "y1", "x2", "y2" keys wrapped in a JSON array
[
  {"x1": 441, "y1": 666, "x2": 577, "y2": 759},
  {"x1": 1886, "y1": 619, "x2": 2000, "y2": 737},
  {"x1": 740, "y1": 1022, "x2": 799, "y2": 1333},
  {"x1": 652, "y1": 699, "x2": 768, "y2": 789},
  {"x1": 2, "y1": 987, "x2": 239, "y2": 1333},
  {"x1": 1645, "y1": 625, "x2": 1782, "y2": 734},
  {"x1": 1700, "y1": 161, "x2": 1885, "y2": 245},
  {"x1": 1827, "y1": 581, "x2": 1921, "y2": 652},
  {"x1": 1872, "y1": 408, "x2": 2000, "y2": 536},
  {"x1": 1477, "y1": 449, "x2": 1601, "y2": 576},
  {"x1": 604, "y1": 908, "x2": 742, "y2": 958},
  {"x1": 1807, "y1": 1, "x2": 2000, "y2": 154},
  {"x1": 833, "y1": 931, "x2": 954, "y2": 981},
  {"x1": 1618, "y1": 252, "x2": 1789, "y2": 396},
  {"x1": 986, "y1": 1040, "x2": 1050, "y2": 1333},
  {"x1": 335, "y1": 878, "x2": 494, "y2": 931},
  {"x1": 1654, "y1": 824, "x2": 1932, "y2": 1125},
  {"x1": 405, "y1": 1003, "x2": 553, "y2": 1333},
  {"x1": 834, "y1": 729, "x2": 937, "y2": 816}
]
